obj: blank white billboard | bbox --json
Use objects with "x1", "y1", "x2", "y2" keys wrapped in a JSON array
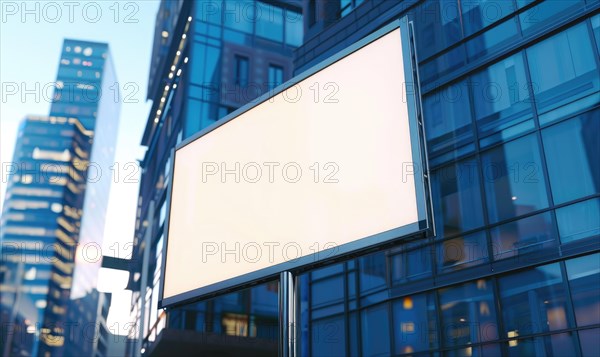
[{"x1": 161, "y1": 23, "x2": 429, "y2": 306}]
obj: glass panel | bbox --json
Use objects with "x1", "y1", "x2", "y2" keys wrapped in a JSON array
[
  {"x1": 285, "y1": 11, "x2": 303, "y2": 46},
  {"x1": 565, "y1": 253, "x2": 600, "y2": 327},
  {"x1": 312, "y1": 316, "x2": 345, "y2": 357},
  {"x1": 490, "y1": 211, "x2": 558, "y2": 261},
  {"x1": 592, "y1": 14, "x2": 600, "y2": 52},
  {"x1": 234, "y1": 55, "x2": 249, "y2": 87},
  {"x1": 526, "y1": 22, "x2": 599, "y2": 117},
  {"x1": 519, "y1": 0, "x2": 584, "y2": 33},
  {"x1": 361, "y1": 303, "x2": 391, "y2": 357},
  {"x1": 579, "y1": 328, "x2": 600, "y2": 357},
  {"x1": 471, "y1": 52, "x2": 532, "y2": 136},
  {"x1": 437, "y1": 231, "x2": 488, "y2": 272},
  {"x1": 224, "y1": 0, "x2": 254, "y2": 33},
  {"x1": 359, "y1": 252, "x2": 387, "y2": 293},
  {"x1": 461, "y1": 0, "x2": 517, "y2": 35},
  {"x1": 444, "y1": 344, "x2": 502, "y2": 357},
  {"x1": 420, "y1": 45, "x2": 466, "y2": 85},
  {"x1": 255, "y1": 2, "x2": 284, "y2": 42},
  {"x1": 268, "y1": 65, "x2": 284, "y2": 90},
  {"x1": 556, "y1": 198, "x2": 600, "y2": 244},
  {"x1": 393, "y1": 293, "x2": 438, "y2": 353},
  {"x1": 507, "y1": 332, "x2": 577, "y2": 357},
  {"x1": 541, "y1": 109, "x2": 600, "y2": 204},
  {"x1": 424, "y1": 80, "x2": 473, "y2": 154},
  {"x1": 438, "y1": 279, "x2": 499, "y2": 346},
  {"x1": 391, "y1": 244, "x2": 433, "y2": 284},
  {"x1": 431, "y1": 158, "x2": 484, "y2": 237},
  {"x1": 311, "y1": 276, "x2": 344, "y2": 307},
  {"x1": 466, "y1": 18, "x2": 520, "y2": 61},
  {"x1": 481, "y1": 134, "x2": 549, "y2": 223},
  {"x1": 311, "y1": 263, "x2": 344, "y2": 280},
  {"x1": 499, "y1": 263, "x2": 570, "y2": 336},
  {"x1": 414, "y1": 0, "x2": 463, "y2": 60}
]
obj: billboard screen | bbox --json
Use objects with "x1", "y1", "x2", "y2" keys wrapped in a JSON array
[{"x1": 161, "y1": 22, "x2": 430, "y2": 307}]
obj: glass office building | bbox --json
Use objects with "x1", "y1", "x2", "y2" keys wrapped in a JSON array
[
  {"x1": 1, "y1": 40, "x2": 120, "y2": 357},
  {"x1": 127, "y1": 1, "x2": 302, "y2": 355}
]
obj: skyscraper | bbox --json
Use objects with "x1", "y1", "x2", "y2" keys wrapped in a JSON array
[{"x1": 1, "y1": 39, "x2": 120, "y2": 357}]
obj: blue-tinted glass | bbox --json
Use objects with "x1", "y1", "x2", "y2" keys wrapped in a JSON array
[
  {"x1": 556, "y1": 198, "x2": 600, "y2": 244},
  {"x1": 224, "y1": 0, "x2": 253, "y2": 34},
  {"x1": 255, "y1": 2, "x2": 284, "y2": 42},
  {"x1": 461, "y1": 0, "x2": 516, "y2": 35},
  {"x1": 437, "y1": 231, "x2": 488, "y2": 272},
  {"x1": 311, "y1": 276, "x2": 344, "y2": 307},
  {"x1": 481, "y1": 134, "x2": 549, "y2": 223},
  {"x1": 359, "y1": 252, "x2": 387, "y2": 293},
  {"x1": 393, "y1": 293, "x2": 438, "y2": 353},
  {"x1": 195, "y1": 0, "x2": 222, "y2": 24},
  {"x1": 445, "y1": 344, "x2": 502, "y2": 357},
  {"x1": 349, "y1": 312, "x2": 359, "y2": 357},
  {"x1": 507, "y1": 332, "x2": 577, "y2": 357},
  {"x1": 414, "y1": 0, "x2": 463, "y2": 60},
  {"x1": 285, "y1": 11, "x2": 303, "y2": 46},
  {"x1": 190, "y1": 43, "x2": 206, "y2": 84},
  {"x1": 471, "y1": 52, "x2": 531, "y2": 136},
  {"x1": 431, "y1": 158, "x2": 484, "y2": 237},
  {"x1": 361, "y1": 303, "x2": 391, "y2": 356},
  {"x1": 420, "y1": 45, "x2": 466, "y2": 85},
  {"x1": 438, "y1": 279, "x2": 499, "y2": 346},
  {"x1": 424, "y1": 80, "x2": 473, "y2": 154},
  {"x1": 490, "y1": 211, "x2": 558, "y2": 261},
  {"x1": 268, "y1": 65, "x2": 284, "y2": 90},
  {"x1": 391, "y1": 245, "x2": 433, "y2": 283},
  {"x1": 311, "y1": 263, "x2": 344, "y2": 280},
  {"x1": 519, "y1": 0, "x2": 584, "y2": 33},
  {"x1": 235, "y1": 55, "x2": 249, "y2": 86},
  {"x1": 312, "y1": 316, "x2": 345, "y2": 357},
  {"x1": 592, "y1": 15, "x2": 600, "y2": 52},
  {"x1": 526, "y1": 22, "x2": 600, "y2": 118},
  {"x1": 565, "y1": 253, "x2": 600, "y2": 327},
  {"x1": 542, "y1": 109, "x2": 600, "y2": 204},
  {"x1": 466, "y1": 17, "x2": 519, "y2": 61},
  {"x1": 499, "y1": 263, "x2": 569, "y2": 336},
  {"x1": 579, "y1": 328, "x2": 600, "y2": 357},
  {"x1": 205, "y1": 46, "x2": 221, "y2": 83}
]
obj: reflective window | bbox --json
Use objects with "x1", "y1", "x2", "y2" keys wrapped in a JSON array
[
  {"x1": 438, "y1": 279, "x2": 498, "y2": 346},
  {"x1": 481, "y1": 134, "x2": 549, "y2": 223},
  {"x1": 234, "y1": 55, "x2": 249, "y2": 87},
  {"x1": 579, "y1": 328, "x2": 600, "y2": 357},
  {"x1": 285, "y1": 12, "x2": 303, "y2": 46},
  {"x1": 312, "y1": 276, "x2": 344, "y2": 308},
  {"x1": 490, "y1": 211, "x2": 558, "y2": 261},
  {"x1": 420, "y1": 45, "x2": 466, "y2": 85},
  {"x1": 471, "y1": 52, "x2": 532, "y2": 136},
  {"x1": 565, "y1": 253, "x2": 600, "y2": 327},
  {"x1": 359, "y1": 252, "x2": 387, "y2": 293},
  {"x1": 499, "y1": 263, "x2": 570, "y2": 336},
  {"x1": 466, "y1": 18, "x2": 520, "y2": 61},
  {"x1": 393, "y1": 293, "x2": 438, "y2": 354},
  {"x1": 556, "y1": 198, "x2": 600, "y2": 244},
  {"x1": 312, "y1": 316, "x2": 345, "y2": 357},
  {"x1": 437, "y1": 231, "x2": 488, "y2": 272},
  {"x1": 446, "y1": 344, "x2": 502, "y2": 357},
  {"x1": 361, "y1": 303, "x2": 391, "y2": 356},
  {"x1": 519, "y1": 0, "x2": 584, "y2": 33},
  {"x1": 424, "y1": 80, "x2": 473, "y2": 154},
  {"x1": 255, "y1": 2, "x2": 284, "y2": 42},
  {"x1": 431, "y1": 158, "x2": 484, "y2": 237},
  {"x1": 414, "y1": 0, "x2": 463, "y2": 60},
  {"x1": 507, "y1": 332, "x2": 577, "y2": 357},
  {"x1": 268, "y1": 65, "x2": 284, "y2": 90},
  {"x1": 526, "y1": 22, "x2": 599, "y2": 119},
  {"x1": 461, "y1": 0, "x2": 516, "y2": 35},
  {"x1": 391, "y1": 244, "x2": 432, "y2": 284},
  {"x1": 592, "y1": 14, "x2": 600, "y2": 52},
  {"x1": 224, "y1": 1, "x2": 254, "y2": 34},
  {"x1": 542, "y1": 109, "x2": 600, "y2": 205}
]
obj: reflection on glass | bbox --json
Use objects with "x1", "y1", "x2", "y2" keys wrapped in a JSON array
[
  {"x1": 461, "y1": 0, "x2": 516, "y2": 35},
  {"x1": 359, "y1": 252, "x2": 387, "y2": 293},
  {"x1": 481, "y1": 134, "x2": 549, "y2": 223},
  {"x1": 506, "y1": 332, "x2": 577, "y2": 357},
  {"x1": 431, "y1": 158, "x2": 485, "y2": 237},
  {"x1": 437, "y1": 231, "x2": 488, "y2": 272},
  {"x1": 361, "y1": 303, "x2": 391, "y2": 356},
  {"x1": 542, "y1": 109, "x2": 600, "y2": 205},
  {"x1": 391, "y1": 244, "x2": 433, "y2": 284},
  {"x1": 519, "y1": 0, "x2": 584, "y2": 33},
  {"x1": 466, "y1": 18, "x2": 520, "y2": 61},
  {"x1": 565, "y1": 253, "x2": 600, "y2": 327},
  {"x1": 439, "y1": 279, "x2": 499, "y2": 346},
  {"x1": 393, "y1": 293, "x2": 438, "y2": 354},
  {"x1": 556, "y1": 198, "x2": 600, "y2": 244},
  {"x1": 415, "y1": 0, "x2": 463, "y2": 60},
  {"x1": 499, "y1": 263, "x2": 569, "y2": 336},
  {"x1": 490, "y1": 211, "x2": 558, "y2": 261},
  {"x1": 312, "y1": 316, "x2": 345, "y2": 357},
  {"x1": 579, "y1": 328, "x2": 600, "y2": 357}
]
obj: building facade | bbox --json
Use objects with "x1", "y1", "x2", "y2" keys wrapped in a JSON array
[
  {"x1": 127, "y1": 1, "x2": 303, "y2": 356},
  {"x1": 1, "y1": 39, "x2": 120, "y2": 357}
]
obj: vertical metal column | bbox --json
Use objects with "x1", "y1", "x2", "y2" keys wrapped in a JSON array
[{"x1": 279, "y1": 271, "x2": 296, "y2": 357}]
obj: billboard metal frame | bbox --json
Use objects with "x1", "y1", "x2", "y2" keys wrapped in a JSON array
[{"x1": 158, "y1": 18, "x2": 433, "y2": 310}]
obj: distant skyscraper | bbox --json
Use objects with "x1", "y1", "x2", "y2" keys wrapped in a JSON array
[{"x1": 1, "y1": 39, "x2": 120, "y2": 357}]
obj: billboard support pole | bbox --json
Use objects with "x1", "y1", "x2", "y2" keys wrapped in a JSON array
[{"x1": 279, "y1": 271, "x2": 296, "y2": 357}]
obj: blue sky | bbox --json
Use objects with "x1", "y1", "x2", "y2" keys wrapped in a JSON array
[{"x1": 0, "y1": 0, "x2": 161, "y2": 334}]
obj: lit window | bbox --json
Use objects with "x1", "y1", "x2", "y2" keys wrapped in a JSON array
[{"x1": 83, "y1": 47, "x2": 93, "y2": 56}]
